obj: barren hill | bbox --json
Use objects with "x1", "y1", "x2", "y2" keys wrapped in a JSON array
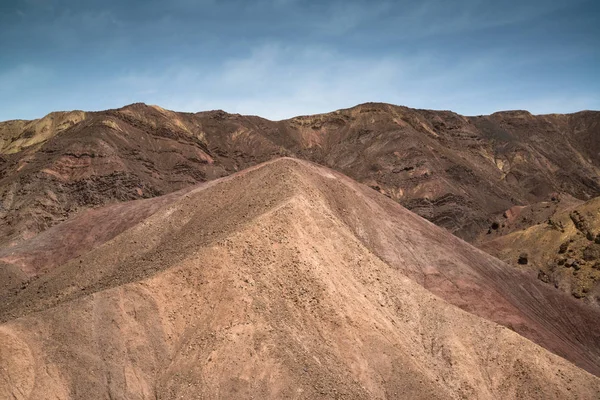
[
  {"x1": 1, "y1": 103, "x2": 599, "y2": 247},
  {"x1": 1, "y1": 158, "x2": 599, "y2": 399},
  {"x1": 481, "y1": 196, "x2": 600, "y2": 305}
]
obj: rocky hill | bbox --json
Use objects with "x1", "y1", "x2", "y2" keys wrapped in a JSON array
[
  {"x1": 1, "y1": 103, "x2": 598, "y2": 248},
  {"x1": 481, "y1": 196, "x2": 600, "y2": 305},
  {"x1": 1, "y1": 159, "x2": 599, "y2": 398}
]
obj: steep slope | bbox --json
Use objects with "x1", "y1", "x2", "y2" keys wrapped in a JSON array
[
  {"x1": 0, "y1": 105, "x2": 237, "y2": 246},
  {"x1": 1, "y1": 103, "x2": 599, "y2": 247},
  {"x1": 0, "y1": 186, "x2": 193, "y2": 287},
  {"x1": 481, "y1": 196, "x2": 600, "y2": 305},
  {"x1": 1, "y1": 159, "x2": 599, "y2": 399},
  {"x1": 475, "y1": 193, "x2": 584, "y2": 241},
  {"x1": 284, "y1": 106, "x2": 600, "y2": 240},
  {"x1": 0, "y1": 111, "x2": 86, "y2": 154}
]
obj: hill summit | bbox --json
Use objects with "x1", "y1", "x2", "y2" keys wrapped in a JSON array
[{"x1": 1, "y1": 158, "x2": 599, "y2": 399}]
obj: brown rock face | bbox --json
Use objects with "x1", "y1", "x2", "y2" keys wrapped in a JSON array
[
  {"x1": 1, "y1": 159, "x2": 599, "y2": 399},
  {"x1": 1, "y1": 103, "x2": 599, "y2": 247},
  {"x1": 481, "y1": 196, "x2": 600, "y2": 306}
]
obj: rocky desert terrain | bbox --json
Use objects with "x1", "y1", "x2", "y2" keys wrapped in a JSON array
[
  {"x1": 1, "y1": 103, "x2": 599, "y2": 399},
  {"x1": 1, "y1": 158, "x2": 599, "y2": 399},
  {"x1": 481, "y1": 196, "x2": 600, "y2": 304},
  {"x1": 2, "y1": 103, "x2": 599, "y2": 246}
]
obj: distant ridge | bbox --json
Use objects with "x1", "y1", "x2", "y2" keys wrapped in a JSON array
[{"x1": 1, "y1": 102, "x2": 598, "y2": 244}]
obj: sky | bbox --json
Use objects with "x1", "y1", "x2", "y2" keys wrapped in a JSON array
[{"x1": 1, "y1": 0, "x2": 599, "y2": 121}]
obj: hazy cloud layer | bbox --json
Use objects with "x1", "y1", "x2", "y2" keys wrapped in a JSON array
[{"x1": 1, "y1": 0, "x2": 598, "y2": 120}]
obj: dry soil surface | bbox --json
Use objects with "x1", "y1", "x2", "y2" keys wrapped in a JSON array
[{"x1": 1, "y1": 158, "x2": 599, "y2": 399}]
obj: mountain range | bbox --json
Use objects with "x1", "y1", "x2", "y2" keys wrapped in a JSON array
[{"x1": 1, "y1": 103, "x2": 599, "y2": 398}]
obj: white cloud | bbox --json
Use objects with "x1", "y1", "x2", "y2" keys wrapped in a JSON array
[
  {"x1": 100, "y1": 42, "x2": 514, "y2": 119},
  {"x1": 5, "y1": 40, "x2": 597, "y2": 121}
]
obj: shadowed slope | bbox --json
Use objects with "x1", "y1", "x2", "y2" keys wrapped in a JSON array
[{"x1": 1, "y1": 158, "x2": 599, "y2": 399}]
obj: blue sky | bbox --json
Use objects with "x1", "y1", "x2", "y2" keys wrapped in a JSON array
[{"x1": 1, "y1": 0, "x2": 599, "y2": 121}]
